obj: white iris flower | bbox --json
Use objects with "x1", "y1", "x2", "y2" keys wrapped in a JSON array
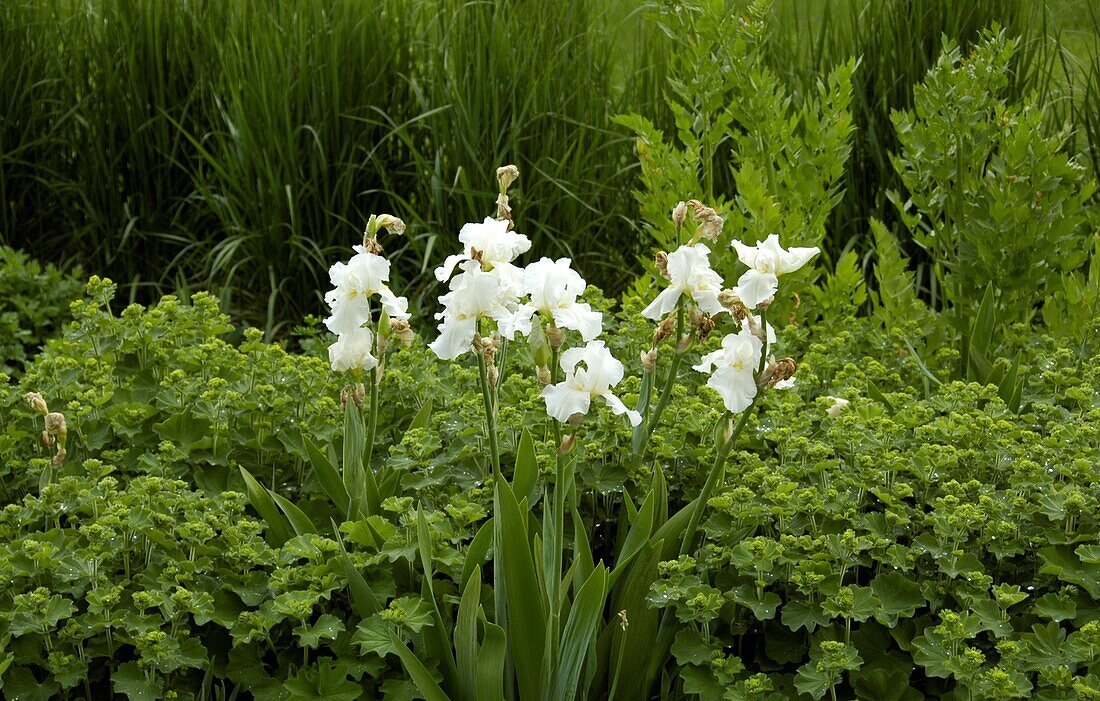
[
  {"x1": 324, "y1": 247, "x2": 409, "y2": 335},
  {"x1": 542, "y1": 340, "x2": 641, "y2": 426},
  {"x1": 429, "y1": 260, "x2": 516, "y2": 360},
  {"x1": 327, "y1": 327, "x2": 378, "y2": 373},
  {"x1": 435, "y1": 216, "x2": 532, "y2": 293},
  {"x1": 641, "y1": 243, "x2": 725, "y2": 320},
  {"x1": 692, "y1": 324, "x2": 763, "y2": 414},
  {"x1": 731, "y1": 234, "x2": 819, "y2": 309},
  {"x1": 499, "y1": 257, "x2": 603, "y2": 341}
]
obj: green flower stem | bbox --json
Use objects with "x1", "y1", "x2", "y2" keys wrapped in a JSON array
[
  {"x1": 647, "y1": 313, "x2": 772, "y2": 692},
  {"x1": 679, "y1": 310, "x2": 770, "y2": 555},
  {"x1": 477, "y1": 352, "x2": 501, "y2": 476},
  {"x1": 547, "y1": 344, "x2": 567, "y2": 638},
  {"x1": 679, "y1": 408, "x2": 751, "y2": 557},
  {"x1": 634, "y1": 306, "x2": 688, "y2": 465},
  {"x1": 364, "y1": 364, "x2": 380, "y2": 471},
  {"x1": 607, "y1": 621, "x2": 630, "y2": 701}
]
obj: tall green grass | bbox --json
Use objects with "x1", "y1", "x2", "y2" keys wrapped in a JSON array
[
  {"x1": 4, "y1": 0, "x2": 1098, "y2": 332},
  {"x1": 0, "y1": 0, "x2": 666, "y2": 333}
]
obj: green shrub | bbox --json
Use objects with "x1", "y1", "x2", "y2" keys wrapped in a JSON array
[
  {"x1": 890, "y1": 30, "x2": 1096, "y2": 325},
  {"x1": 0, "y1": 247, "x2": 83, "y2": 376},
  {"x1": 650, "y1": 328, "x2": 1100, "y2": 699},
  {"x1": 615, "y1": 0, "x2": 854, "y2": 312}
]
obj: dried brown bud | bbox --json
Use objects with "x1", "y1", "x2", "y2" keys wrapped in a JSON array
[
  {"x1": 340, "y1": 384, "x2": 368, "y2": 409},
  {"x1": 557, "y1": 433, "x2": 576, "y2": 454},
  {"x1": 746, "y1": 314, "x2": 768, "y2": 344},
  {"x1": 390, "y1": 319, "x2": 415, "y2": 346},
  {"x1": 675, "y1": 334, "x2": 693, "y2": 354},
  {"x1": 375, "y1": 214, "x2": 406, "y2": 236},
  {"x1": 671, "y1": 201, "x2": 688, "y2": 229},
  {"x1": 652, "y1": 316, "x2": 676, "y2": 346},
  {"x1": 496, "y1": 164, "x2": 519, "y2": 193},
  {"x1": 688, "y1": 199, "x2": 724, "y2": 242},
  {"x1": 618, "y1": 610, "x2": 629, "y2": 631},
  {"x1": 25, "y1": 392, "x2": 48, "y2": 415},
  {"x1": 717, "y1": 290, "x2": 748, "y2": 320},
  {"x1": 759, "y1": 357, "x2": 798, "y2": 388},
  {"x1": 536, "y1": 365, "x2": 552, "y2": 387},
  {"x1": 42, "y1": 410, "x2": 68, "y2": 466},
  {"x1": 361, "y1": 237, "x2": 384, "y2": 254},
  {"x1": 44, "y1": 412, "x2": 66, "y2": 435},
  {"x1": 487, "y1": 364, "x2": 499, "y2": 389},
  {"x1": 495, "y1": 193, "x2": 513, "y2": 226},
  {"x1": 690, "y1": 309, "x2": 715, "y2": 341},
  {"x1": 547, "y1": 326, "x2": 566, "y2": 351},
  {"x1": 655, "y1": 251, "x2": 670, "y2": 279},
  {"x1": 640, "y1": 348, "x2": 657, "y2": 373}
]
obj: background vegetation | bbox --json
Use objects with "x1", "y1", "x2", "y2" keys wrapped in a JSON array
[{"x1": 3, "y1": 0, "x2": 1098, "y2": 334}]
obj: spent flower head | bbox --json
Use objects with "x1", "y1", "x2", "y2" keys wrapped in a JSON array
[{"x1": 687, "y1": 199, "x2": 724, "y2": 242}]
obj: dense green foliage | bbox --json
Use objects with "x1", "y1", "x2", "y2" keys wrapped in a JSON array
[
  {"x1": 0, "y1": 0, "x2": 664, "y2": 330},
  {"x1": 1, "y1": 267, "x2": 1098, "y2": 698},
  {"x1": 0, "y1": 247, "x2": 83, "y2": 377}
]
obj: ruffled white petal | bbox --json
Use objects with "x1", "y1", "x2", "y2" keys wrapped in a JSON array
[
  {"x1": 735, "y1": 269, "x2": 778, "y2": 309},
  {"x1": 551, "y1": 302, "x2": 603, "y2": 341},
  {"x1": 693, "y1": 324, "x2": 763, "y2": 413},
  {"x1": 693, "y1": 285, "x2": 725, "y2": 317},
  {"x1": 601, "y1": 392, "x2": 642, "y2": 427},
  {"x1": 328, "y1": 328, "x2": 378, "y2": 372},
  {"x1": 732, "y1": 239, "x2": 761, "y2": 269},
  {"x1": 644, "y1": 243, "x2": 726, "y2": 319},
  {"x1": 779, "y1": 247, "x2": 820, "y2": 274},
  {"x1": 574, "y1": 340, "x2": 623, "y2": 389},
  {"x1": 543, "y1": 340, "x2": 635, "y2": 426},
  {"x1": 707, "y1": 366, "x2": 758, "y2": 413},
  {"x1": 435, "y1": 253, "x2": 466, "y2": 282},
  {"x1": 377, "y1": 287, "x2": 410, "y2": 321},
  {"x1": 324, "y1": 294, "x2": 372, "y2": 335},
  {"x1": 428, "y1": 314, "x2": 478, "y2": 360},
  {"x1": 498, "y1": 304, "x2": 537, "y2": 341},
  {"x1": 542, "y1": 383, "x2": 591, "y2": 423},
  {"x1": 641, "y1": 285, "x2": 683, "y2": 320}
]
